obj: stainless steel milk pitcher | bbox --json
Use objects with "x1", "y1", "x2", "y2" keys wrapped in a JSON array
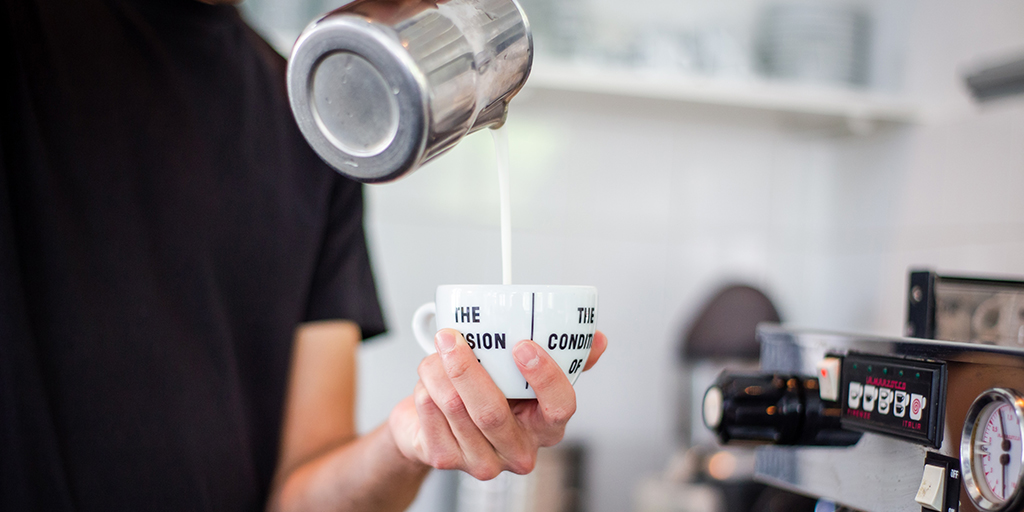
[{"x1": 287, "y1": 0, "x2": 533, "y2": 183}]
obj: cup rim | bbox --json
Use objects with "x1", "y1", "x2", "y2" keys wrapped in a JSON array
[{"x1": 436, "y1": 284, "x2": 596, "y2": 292}]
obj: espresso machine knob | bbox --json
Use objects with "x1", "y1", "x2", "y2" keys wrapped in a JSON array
[{"x1": 703, "y1": 372, "x2": 860, "y2": 446}]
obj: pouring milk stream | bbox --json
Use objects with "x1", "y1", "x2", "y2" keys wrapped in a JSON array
[{"x1": 286, "y1": 0, "x2": 599, "y2": 398}]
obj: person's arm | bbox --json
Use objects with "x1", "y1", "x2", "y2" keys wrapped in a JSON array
[
  {"x1": 266, "y1": 320, "x2": 431, "y2": 512},
  {"x1": 268, "y1": 321, "x2": 608, "y2": 512}
]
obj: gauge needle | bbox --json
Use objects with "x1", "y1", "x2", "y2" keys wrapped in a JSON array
[
  {"x1": 1004, "y1": 454, "x2": 1010, "y2": 497},
  {"x1": 1000, "y1": 408, "x2": 1010, "y2": 498}
]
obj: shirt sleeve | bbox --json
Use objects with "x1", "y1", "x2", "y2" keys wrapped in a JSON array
[{"x1": 303, "y1": 173, "x2": 387, "y2": 340}]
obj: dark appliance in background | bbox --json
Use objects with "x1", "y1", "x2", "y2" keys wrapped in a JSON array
[
  {"x1": 658, "y1": 284, "x2": 817, "y2": 512},
  {"x1": 703, "y1": 269, "x2": 1024, "y2": 512},
  {"x1": 906, "y1": 270, "x2": 1024, "y2": 347}
]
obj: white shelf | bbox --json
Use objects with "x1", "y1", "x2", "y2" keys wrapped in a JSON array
[{"x1": 524, "y1": 60, "x2": 920, "y2": 130}]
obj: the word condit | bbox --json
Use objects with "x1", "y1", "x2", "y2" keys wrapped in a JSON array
[{"x1": 547, "y1": 333, "x2": 594, "y2": 350}]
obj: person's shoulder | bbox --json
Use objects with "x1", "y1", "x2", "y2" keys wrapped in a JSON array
[{"x1": 236, "y1": 15, "x2": 288, "y2": 76}]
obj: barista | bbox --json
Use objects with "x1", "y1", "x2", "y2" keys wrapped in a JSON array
[{"x1": 0, "y1": 1, "x2": 607, "y2": 511}]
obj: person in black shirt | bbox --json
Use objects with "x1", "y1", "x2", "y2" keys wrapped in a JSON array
[{"x1": 0, "y1": 0, "x2": 607, "y2": 510}]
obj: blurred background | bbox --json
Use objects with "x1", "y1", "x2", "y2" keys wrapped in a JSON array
[{"x1": 242, "y1": 0, "x2": 1024, "y2": 510}]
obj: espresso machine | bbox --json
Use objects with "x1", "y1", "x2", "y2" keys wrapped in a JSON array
[{"x1": 703, "y1": 270, "x2": 1024, "y2": 512}]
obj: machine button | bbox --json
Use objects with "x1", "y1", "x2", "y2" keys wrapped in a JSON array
[
  {"x1": 877, "y1": 388, "x2": 893, "y2": 415},
  {"x1": 816, "y1": 357, "x2": 842, "y2": 401},
  {"x1": 914, "y1": 463, "x2": 946, "y2": 511},
  {"x1": 863, "y1": 384, "x2": 878, "y2": 412},
  {"x1": 893, "y1": 390, "x2": 909, "y2": 417},
  {"x1": 910, "y1": 393, "x2": 927, "y2": 421},
  {"x1": 848, "y1": 382, "x2": 863, "y2": 409}
]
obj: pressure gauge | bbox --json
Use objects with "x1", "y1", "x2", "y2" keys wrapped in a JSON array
[{"x1": 961, "y1": 388, "x2": 1024, "y2": 511}]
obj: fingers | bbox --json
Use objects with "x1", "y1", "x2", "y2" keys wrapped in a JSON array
[
  {"x1": 388, "y1": 395, "x2": 422, "y2": 463},
  {"x1": 512, "y1": 339, "x2": 575, "y2": 447},
  {"x1": 432, "y1": 330, "x2": 534, "y2": 473},
  {"x1": 390, "y1": 380, "x2": 498, "y2": 477},
  {"x1": 583, "y1": 330, "x2": 608, "y2": 372},
  {"x1": 417, "y1": 354, "x2": 509, "y2": 479},
  {"x1": 397, "y1": 328, "x2": 608, "y2": 477},
  {"x1": 411, "y1": 381, "x2": 462, "y2": 470}
]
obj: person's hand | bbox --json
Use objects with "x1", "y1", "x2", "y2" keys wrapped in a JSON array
[{"x1": 388, "y1": 328, "x2": 608, "y2": 479}]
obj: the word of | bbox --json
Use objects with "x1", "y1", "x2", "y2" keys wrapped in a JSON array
[{"x1": 567, "y1": 358, "x2": 585, "y2": 374}]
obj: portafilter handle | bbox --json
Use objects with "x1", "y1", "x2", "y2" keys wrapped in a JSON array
[
  {"x1": 287, "y1": 0, "x2": 533, "y2": 184},
  {"x1": 703, "y1": 371, "x2": 861, "y2": 447}
]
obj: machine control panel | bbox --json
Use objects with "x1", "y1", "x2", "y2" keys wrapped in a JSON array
[{"x1": 840, "y1": 353, "x2": 946, "y2": 448}]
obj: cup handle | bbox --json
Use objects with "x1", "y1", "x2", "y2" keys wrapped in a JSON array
[{"x1": 411, "y1": 302, "x2": 437, "y2": 354}]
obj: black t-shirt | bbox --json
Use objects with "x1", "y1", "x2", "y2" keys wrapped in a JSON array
[{"x1": 0, "y1": 1, "x2": 386, "y2": 510}]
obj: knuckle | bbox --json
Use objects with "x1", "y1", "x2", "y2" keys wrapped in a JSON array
[
  {"x1": 507, "y1": 452, "x2": 536, "y2": 475},
  {"x1": 469, "y1": 461, "x2": 502, "y2": 481},
  {"x1": 414, "y1": 387, "x2": 433, "y2": 409},
  {"x1": 544, "y1": 402, "x2": 576, "y2": 426},
  {"x1": 475, "y1": 405, "x2": 509, "y2": 431},
  {"x1": 445, "y1": 356, "x2": 473, "y2": 381},
  {"x1": 534, "y1": 360, "x2": 568, "y2": 387},
  {"x1": 439, "y1": 390, "x2": 467, "y2": 417},
  {"x1": 428, "y1": 450, "x2": 461, "y2": 471},
  {"x1": 417, "y1": 355, "x2": 442, "y2": 380},
  {"x1": 536, "y1": 369, "x2": 560, "y2": 389},
  {"x1": 539, "y1": 428, "x2": 566, "y2": 447}
]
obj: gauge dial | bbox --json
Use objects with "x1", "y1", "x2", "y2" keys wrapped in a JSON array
[
  {"x1": 962, "y1": 388, "x2": 1024, "y2": 511},
  {"x1": 976, "y1": 402, "x2": 1022, "y2": 501}
]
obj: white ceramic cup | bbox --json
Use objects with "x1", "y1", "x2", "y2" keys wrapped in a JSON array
[{"x1": 412, "y1": 284, "x2": 599, "y2": 399}]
